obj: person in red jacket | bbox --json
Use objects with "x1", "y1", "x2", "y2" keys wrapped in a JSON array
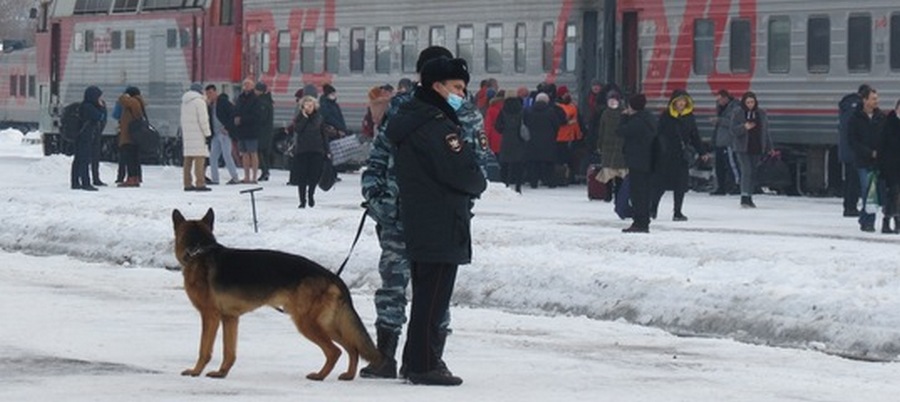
[{"x1": 484, "y1": 90, "x2": 505, "y2": 155}]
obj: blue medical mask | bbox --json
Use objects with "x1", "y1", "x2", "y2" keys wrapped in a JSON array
[{"x1": 447, "y1": 93, "x2": 464, "y2": 111}]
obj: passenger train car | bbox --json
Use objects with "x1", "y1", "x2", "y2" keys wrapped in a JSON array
[
  {"x1": 0, "y1": 47, "x2": 40, "y2": 133},
  {"x1": 21, "y1": 0, "x2": 900, "y2": 192}
]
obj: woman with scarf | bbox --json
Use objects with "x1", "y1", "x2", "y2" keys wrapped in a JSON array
[
  {"x1": 730, "y1": 92, "x2": 774, "y2": 208},
  {"x1": 652, "y1": 89, "x2": 706, "y2": 220}
]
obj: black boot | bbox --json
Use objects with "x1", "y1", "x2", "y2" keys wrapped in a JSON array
[
  {"x1": 882, "y1": 217, "x2": 895, "y2": 234},
  {"x1": 298, "y1": 186, "x2": 306, "y2": 209},
  {"x1": 741, "y1": 196, "x2": 756, "y2": 208},
  {"x1": 360, "y1": 328, "x2": 398, "y2": 379},
  {"x1": 307, "y1": 188, "x2": 316, "y2": 207},
  {"x1": 895, "y1": 217, "x2": 900, "y2": 234}
]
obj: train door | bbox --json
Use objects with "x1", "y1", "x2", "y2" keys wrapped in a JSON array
[
  {"x1": 49, "y1": 22, "x2": 60, "y2": 103},
  {"x1": 582, "y1": 11, "x2": 599, "y2": 89},
  {"x1": 621, "y1": 11, "x2": 639, "y2": 95}
]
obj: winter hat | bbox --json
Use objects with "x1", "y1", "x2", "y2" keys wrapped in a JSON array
[
  {"x1": 628, "y1": 94, "x2": 647, "y2": 111},
  {"x1": 189, "y1": 82, "x2": 203, "y2": 94},
  {"x1": 322, "y1": 84, "x2": 336, "y2": 96},
  {"x1": 397, "y1": 78, "x2": 413, "y2": 91},
  {"x1": 416, "y1": 46, "x2": 454, "y2": 73},
  {"x1": 294, "y1": 88, "x2": 304, "y2": 100},
  {"x1": 254, "y1": 81, "x2": 267, "y2": 92},
  {"x1": 125, "y1": 86, "x2": 140, "y2": 96},
  {"x1": 535, "y1": 93, "x2": 550, "y2": 103},
  {"x1": 557, "y1": 85, "x2": 570, "y2": 98},
  {"x1": 420, "y1": 57, "x2": 470, "y2": 88}
]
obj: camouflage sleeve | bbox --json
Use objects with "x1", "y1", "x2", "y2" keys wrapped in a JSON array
[
  {"x1": 361, "y1": 119, "x2": 401, "y2": 227},
  {"x1": 456, "y1": 101, "x2": 492, "y2": 178}
]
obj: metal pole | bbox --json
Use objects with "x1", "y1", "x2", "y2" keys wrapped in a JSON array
[{"x1": 239, "y1": 187, "x2": 263, "y2": 233}]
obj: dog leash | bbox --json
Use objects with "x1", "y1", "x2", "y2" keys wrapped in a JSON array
[{"x1": 336, "y1": 208, "x2": 369, "y2": 276}]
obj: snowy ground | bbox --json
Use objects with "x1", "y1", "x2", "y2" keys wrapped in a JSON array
[{"x1": 2, "y1": 128, "x2": 900, "y2": 400}]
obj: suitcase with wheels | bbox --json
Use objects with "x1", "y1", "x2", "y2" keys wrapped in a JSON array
[{"x1": 587, "y1": 164, "x2": 608, "y2": 200}]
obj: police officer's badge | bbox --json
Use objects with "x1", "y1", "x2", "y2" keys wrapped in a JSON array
[
  {"x1": 445, "y1": 133, "x2": 463, "y2": 153},
  {"x1": 478, "y1": 131, "x2": 489, "y2": 150}
]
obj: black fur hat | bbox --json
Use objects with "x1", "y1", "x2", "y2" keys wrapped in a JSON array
[
  {"x1": 420, "y1": 57, "x2": 470, "y2": 88},
  {"x1": 416, "y1": 46, "x2": 453, "y2": 73}
]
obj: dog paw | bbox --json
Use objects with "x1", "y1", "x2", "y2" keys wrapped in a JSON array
[
  {"x1": 206, "y1": 370, "x2": 228, "y2": 379},
  {"x1": 181, "y1": 369, "x2": 201, "y2": 377},
  {"x1": 338, "y1": 372, "x2": 355, "y2": 381},
  {"x1": 306, "y1": 372, "x2": 325, "y2": 381}
]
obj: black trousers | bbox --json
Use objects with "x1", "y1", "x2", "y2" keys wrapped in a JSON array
[
  {"x1": 402, "y1": 262, "x2": 458, "y2": 374},
  {"x1": 714, "y1": 146, "x2": 738, "y2": 192},
  {"x1": 293, "y1": 152, "x2": 324, "y2": 201},
  {"x1": 630, "y1": 171, "x2": 653, "y2": 228},
  {"x1": 843, "y1": 162, "x2": 860, "y2": 213},
  {"x1": 90, "y1": 133, "x2": 103, "y2": 183},
  {"x1": 119, "y1": 144, "x2": 141, "y2": 179},
  {"x1": 70, "y1": 136, "x2": 92, "y2": 188}
]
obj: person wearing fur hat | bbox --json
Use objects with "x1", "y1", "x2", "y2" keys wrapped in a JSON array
[
  {"x1": 652, "y1": 89, "x2": 708, "y2": 221},
  {"x1": 620, "y1": 94, "x2": 659, "y2": 232},
  {"x1": 180, "y1": 83, "x2": 212, "y2": 191},
  {"x1": 730, "y1": 91, "x2": 774, "y2": 208},
  {"x1": 385, "y1": 56, "x2": 486, "y2": 386}
]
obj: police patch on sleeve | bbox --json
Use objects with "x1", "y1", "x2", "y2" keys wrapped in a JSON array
[
  {"x1": 445, "y1": 133, "x2": 463, "y2": 153},
  {"x1": 478, "y1": 131, "x2": 489, "y2": 150}
]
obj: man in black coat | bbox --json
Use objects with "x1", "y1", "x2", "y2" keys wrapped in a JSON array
[
  {"x1": 254, "y1": 81, "x2": 275, "y2": 181},
  {"x1": 233, "y1": 78, "x2": 261, "y2": 183},
  {"x1": 385, "y1": 56, "x2": 486, "y2": 386},
  {"x1": 72, "y1": 86, "x2": 106, "y2": 191},
  {"x1": 620, "y1": 94, "x2": 658, "y2": 232},
  {"x1": 848, "y1": 86, "x2": 886, "y2": 232}
]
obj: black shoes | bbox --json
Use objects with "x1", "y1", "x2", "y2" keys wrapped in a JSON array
[
  {"x1": 258, "y1": 173, "x2": 269, "y2": 181},
  {"x1": 407, "y1": 368, "x2": 463, "y2": 386},
  {"x1": 81, "y1": 185, "x2": 98, "y2": 191},
  {"x1": 740, "y1": 196, "x2": 757, "y2": 208},
  {"x1": 622, "y1": 224, "x2": 649, "y2": 233},
  {"x1": 673, "y1": 213, "x2": 688, "y2": 221},
  {"x1": 92, "y1": 180, "x2": 107, "y2": 187},
  {"x1": 843, "y1": 210, "x2": 860, "y2": 217}
]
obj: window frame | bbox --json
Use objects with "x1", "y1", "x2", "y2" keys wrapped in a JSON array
[
  {"x1": 807, "y1": 16, "x2": 831, "y2": 74},
  {"x1": 542, "y1": 22, "x2": 554, "y2": 72},
  {"x1": 729, "y1": 18, "x2": 752, "y2": 73},
  {"x1": 564, "y1": 23, "x2": 577, "y2": 72},
  {"x1": 485, "y1": 23, "x2": 503, "y2": 74},
  {"x1": 325, "y1": 29, "x2": 340, "y2": 73},
  {"x1": 350, "y1": 27, "x2": 365, "y2": 73},
  {"x1": 891, "y1": 13, "x2": 900, "y2": 71},
  {"x1": 375, "y1": 27, "x2": 392, "y2": 74},
  {"x1": 515, "y1": 23, "x2": 527, "y2": 73},
  {"x1": 456, "y1": 25, "x2": 474, "y2": 70},
  {"x1": 301, "y1": 29, "x2": 316, "y2": 73},
  {"x1": 767, "y1": 16, "x2": 791, "y2": 74},
  {"x1": 430, "y1": 26, "x2": 446, "y2": 47},
  {"x1": 277, "y1": 30, "x2": 291, "y2": 74},
  {"x1": 847, "y1": 14, "x2": 872, "y2": 73},
  {"x1": 693, "y1": 18, "x2": 715, "y2": 75},
  {"x1": 402, "y1": 27, "x2": 419, "y2": 73}
]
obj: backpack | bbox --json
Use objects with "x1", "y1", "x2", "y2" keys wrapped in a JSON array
[
  {"x1": 111, "y1": 101, "x2": 123, "y2": 120},
  {"x1": 60, "y1": 102, "x2": 84, "y2": 142}
]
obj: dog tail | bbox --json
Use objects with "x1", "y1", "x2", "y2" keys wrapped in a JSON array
[{"x1": 337, "y1": 294, "x2": 383, "y2": 365}]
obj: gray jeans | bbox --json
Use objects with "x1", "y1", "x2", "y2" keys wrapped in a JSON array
[{"x1": 736, "y1": 153, "x2": 760, "y2": 196}]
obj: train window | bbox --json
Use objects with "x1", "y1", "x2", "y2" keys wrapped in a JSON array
[
  {"x1": 376, "y1": 28, "x2": 391, "y2": 73},
  {"x1": 277, "y1": 30, "x2": 291, "y2": 74},
  {"x1": 9, "y1": 76, "x2": 15, "y2": 97},
  {"x1": 564, "y1": 23, "x2": 577, "y2": 72},
  {"x1": 693, "y1": 19, "x2": 714, "y2": 75},
  {"x1": 847, "y1": 15, "x2": 872, "y2": 73},
  {"x1": 807, "y1": 17, "x2": 830, "y2": 74},
  {"x1": 301, "y1": 30, "x2": 316, "y2": 73},
  {"x1": 112, "y1": 0, "x2": 138, "y2": 12},
  {"x1": 430, "y1": 26, "x2": 446, "y2": 47},
  {"x1": 768, "y1": 16, "x2": 791, "y2": 73},
  {"x1": 28, "y1": 75, "x2": 35, "y2": 98},
  {"x1": 111, "y1": 31, "x2": 122, "y2": 50},
  {"x1": 457, "y1": 26, "x2": 474, "y2": 69},
  {"x1": 350, "y1": 28, "x2": 365, "y2": 73},
  {"x1": 891, "y1": 14, "x2": 900, "y2": 71},
  {"x1": 180, "y1": 28, "x2": 191, "y2": 48},
  {"x1": 220, "y1": 0, "x2": 234, "y2": 26},
  {"x1": 325, "y1": 29, "x2": 340, "y2": 73},
  {"x1": 74, "y1": 0, "x2": 112, "y2": 14},
  {"x1": 542, "y1": 22, "x2": 554, "y2": 72},
  {"x1": 74, "y1": 32, "x2": 84, "y2": 52},
  {"x1": 485, "y1": 24, "x2": 503, "y2": 73},
  {"x1": 167, "y1": 29, "x2": 178, "y2": 48},
  {"x1": 142, "y1": 0, "x2": 183, "y2": 10},
  {"x1": 19, "y1": 75, "x2": 26, "y2": 97},
  {"x1": 730, "y1": 19, "x2": 751, "y2": 73},
  {"x1": 84, "y1": 30, "x2": 95, "y2": 52},
  {"x1": 402, "y1": 27, "x2": 419, "y2": 73},
  {"x1": 515, "y1": 23, "x2": 526, "y2": 73},
  {"x1": 125, "y1": 30, "x2": 135, "y2": 49},
  {"x1": 260, "y1": 31, "x2": 271, "y2": 74}
]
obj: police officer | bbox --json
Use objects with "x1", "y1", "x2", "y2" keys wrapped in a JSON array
[{"x1": 385, "y1": 56, "x2": 486, "y2": 386}]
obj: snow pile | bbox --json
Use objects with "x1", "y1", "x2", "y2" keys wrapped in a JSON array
[{"x1": 2, "y1": 141, "x2": 900, "y2": 362}]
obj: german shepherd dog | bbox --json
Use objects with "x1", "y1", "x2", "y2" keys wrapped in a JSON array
[{"x1": 172, "y1": 208, "x2": 382, "y2": 380}]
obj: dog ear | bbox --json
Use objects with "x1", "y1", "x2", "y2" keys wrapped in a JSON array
[
  {"x1": 202, "y1": 208, "x2": 215, "y2": 231},
  {"x1": 172, "y1": 209, "x2": 185, "y2": 229}
]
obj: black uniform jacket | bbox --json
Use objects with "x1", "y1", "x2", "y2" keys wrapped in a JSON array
[{"x1": 385, "y1": 88, "x2": 487, "y2": 265}]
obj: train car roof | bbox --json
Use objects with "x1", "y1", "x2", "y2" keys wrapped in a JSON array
[{"x1": 50, "y1": 0, "x2": 208, "y2": 18}]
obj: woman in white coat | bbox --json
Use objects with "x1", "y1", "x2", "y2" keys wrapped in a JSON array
[{"x1": 181, "y1": 83, "x2": 212, "y2": 191}]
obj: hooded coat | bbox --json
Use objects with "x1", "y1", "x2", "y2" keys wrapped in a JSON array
[
  {"x1": 494, "y1": 97, "x2": 528, "y2": 163},
  {"x1": 878, "y1": 110, "x2": 900, "y2": 186},
  {"x1": 117, "y1": 91, "x2": 145, "y2": 146},
  {"x1": 523, "y1": 100, "x2": 561, "y2": 162},
  {"x1": 385, "y1": 87, "x2": 486, "y2": 264},
  {"x1": 80, "y1": 86, "x2": 106, "y2": 142},
  {"x1": 655, "y1": 89, "x2": 703, "y2": 191},
  {"x1": 729, "y1": 93, "x2": 772, "y2": 155},
  {"x1": 180, "y1": 90, "x2": 211, "y2": 157},
  {"x1": 597, "y1": 98, "x2": 625, "y2": 169}
]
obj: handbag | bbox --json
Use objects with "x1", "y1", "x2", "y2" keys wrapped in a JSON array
[
  {"x1": 519, "y1": 121, "x2": 531, "y2": 142},
  {"x1": 756, "y1": 155, "x2": 792, "y2": 190},
  {"x1": 318, "y1": 157, "x2": 337, "y2": 191},
  {"x1": 681, "y1": 142, "x2": 698, "y2": 167}
]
